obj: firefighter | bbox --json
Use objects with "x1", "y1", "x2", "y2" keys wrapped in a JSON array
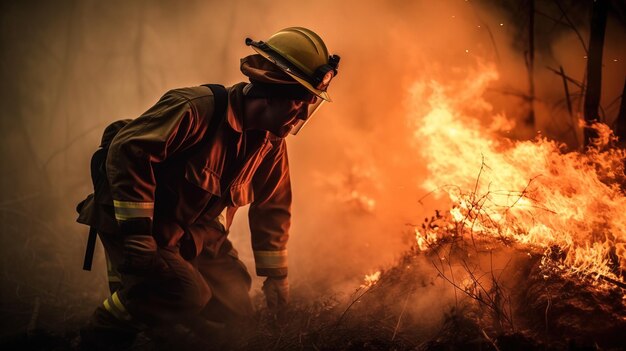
[{"x1": 77, "y1": 27, "x2": 339, "y2": 349}]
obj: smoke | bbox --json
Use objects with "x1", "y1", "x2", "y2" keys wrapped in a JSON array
[{"x1": 0, "y1": 0, "x2": 624, "y2": 334}]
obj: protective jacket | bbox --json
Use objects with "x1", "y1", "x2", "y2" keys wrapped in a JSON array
[{"x1": 77, "y1": 82, "x2": 290, "y2": 277}]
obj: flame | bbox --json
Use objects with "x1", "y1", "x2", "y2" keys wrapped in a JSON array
[
  {"x1": 409, "y1": 65, "x2": 626, "y2": 284},
  {"x1": 361, "y1": 271, "x2": 381, "y2": 288}
]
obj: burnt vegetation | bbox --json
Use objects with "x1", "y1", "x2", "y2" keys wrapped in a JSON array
[
  {"x1": 231, "y1": 217, "x2": 626, "y2": 351},
  {"x1": 168, "y1": 237, "x2": 626, "y2": 350}
]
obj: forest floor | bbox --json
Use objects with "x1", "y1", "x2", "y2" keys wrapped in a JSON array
[{"x1": 2, "y1": 237, "x2": 625, "y2": 351}]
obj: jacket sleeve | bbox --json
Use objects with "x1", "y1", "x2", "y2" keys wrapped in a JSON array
[
  {"x1": 249, "y1": 138, "x2": 292, "y2": 277},
  {"x1": 106, "y1": 88, "x2": 213, "y2": 236}
]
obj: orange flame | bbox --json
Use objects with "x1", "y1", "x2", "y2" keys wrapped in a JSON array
[{"x1": 410, "y1": 65, "x2": 626, "y2": 285}]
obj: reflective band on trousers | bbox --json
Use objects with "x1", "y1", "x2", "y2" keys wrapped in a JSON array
[
  {"x1": 107, "y1": 274, "x2": 121, "y2": 283},
  {"x1": 103, "y1": 291, "x2": 131, "y2": 321},
  {"x1": 254, "y1": 250, "x2": 288, "y2": 269},
  {"x1": 113, "y1": 200, "x2": 154, "y2": 220},
  {"x1": 105, "y1": 252, "x2": 121, "y2": 282}
]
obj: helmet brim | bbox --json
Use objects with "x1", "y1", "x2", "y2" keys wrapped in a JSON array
[{"x1": 248, "y1": 45, "x2": 332, "y2": 102}]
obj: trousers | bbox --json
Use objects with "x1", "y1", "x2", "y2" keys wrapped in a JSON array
[{"x1": 82, "y1": 229, "x2": 254, "y2": 349}]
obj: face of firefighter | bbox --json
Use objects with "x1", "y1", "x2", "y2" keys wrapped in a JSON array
[{"x1": 244, "y1": 97, "x2": 308, "y2": 138}]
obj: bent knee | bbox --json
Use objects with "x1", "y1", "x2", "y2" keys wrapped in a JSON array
[
  {"x1": 164, "y1": 271, "x2": 212, "y2": 316},
  {"x1": 181, "y1": 282, "x2": 212, "y2": 315}
]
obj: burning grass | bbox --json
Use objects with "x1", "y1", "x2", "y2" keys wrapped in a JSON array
[
  {"x1": 222, "y1": 237, "x2": 625, "y2": 350},
  {"x1": 229, "y1": 233, "x2": 626, "y2": 350},
  {"x1": 411, "y1": 65, "x2": 626, "y2": 289}
]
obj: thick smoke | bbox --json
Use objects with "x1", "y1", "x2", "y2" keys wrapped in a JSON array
[{"x1": 0, "y1": 0, "x2": 624, "y2": 334}]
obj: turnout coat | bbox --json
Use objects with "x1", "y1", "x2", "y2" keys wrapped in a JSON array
[{"x1": 77, "y1": 82, "x2": 291, "y2": 278}]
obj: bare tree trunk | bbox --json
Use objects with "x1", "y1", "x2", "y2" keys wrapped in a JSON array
[
  {"x1": 616, "y1": 78, "x2": 626, "y2": 143},
  {"x1": 583, "y1": 0, "x2": 608, "y2": 146},
  {"x1": 559, "y1": 66, "x2": 573, "y2": 118},
  {"x1": 525, "y1": 0, "x2": 536, "y2": 127}
]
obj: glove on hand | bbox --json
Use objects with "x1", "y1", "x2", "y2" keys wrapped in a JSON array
[
  {"x1": 118, "y1": 235, "x2": 160, "y2": 275},
  {"x1": 262, "y1": 276, "x2": 289, "y2": 312}
]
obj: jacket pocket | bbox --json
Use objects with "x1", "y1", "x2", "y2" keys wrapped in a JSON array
[
  {"x1": 230, "y1": 182, "x2": 254, "y2": 207},
  {"x1": 76, "y1": 193, "x2": 119, "y2": 234},
  {"x1": 184, "y1": 164, "x2": 221, "y2": 196}
]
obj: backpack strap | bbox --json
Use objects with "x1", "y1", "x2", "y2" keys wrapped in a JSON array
[
  {"x1": 82, "y1": 226, "x2": 98, "y2": 270},
  {"x1": 82, "y1": 84, "x2": 229, "y2": 271},
  {"x1": 203, "y1": 84, "x2": 228, "y2": 121}
]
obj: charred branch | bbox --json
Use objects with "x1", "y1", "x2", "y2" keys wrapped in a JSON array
[
  {"x1": 545, "y1": 66, "x2": 584, "y2": 88},
  {"x1": 559, "y1": 66, "x2": 573, "y2": 121},
  {"x1": 599, "y1": 274, "x2": 626, "y2": 290},
  {"x1": 554, "y1": 65, "x2": 580, "y2": 146}
]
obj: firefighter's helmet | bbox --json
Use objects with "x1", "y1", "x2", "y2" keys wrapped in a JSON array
[{"x1": 245, "y1": 27, "x2": 340, "y2": 102}]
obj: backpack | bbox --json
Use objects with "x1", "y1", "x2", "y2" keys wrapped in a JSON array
[{"x1": 77, "y1": 84, "x2": 228, "y2": 270}]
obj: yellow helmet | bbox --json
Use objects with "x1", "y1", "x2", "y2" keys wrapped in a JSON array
[{"x1": 245, "y1": 27, "x2": 340, "y2": 102}]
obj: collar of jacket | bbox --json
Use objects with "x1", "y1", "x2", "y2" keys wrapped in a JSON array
[
  {"x1": 226, "y1": 82, "x2": 247, "y2": 133},
  {"x1": 226, "y1": 82, "x2": 284, "y2": 146}
]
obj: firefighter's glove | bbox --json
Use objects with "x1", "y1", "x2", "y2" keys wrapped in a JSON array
[
  {"x1": 262, "y1": 276, "x2": 289, "y2": 312},
  {"x1": 118, "y1": 235, "x2": 160, "y2": 275}
]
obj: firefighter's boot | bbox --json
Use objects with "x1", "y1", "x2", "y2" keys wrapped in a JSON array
[{"x1": 79, "y1": 306, "x2": 139, "y2": 351}]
